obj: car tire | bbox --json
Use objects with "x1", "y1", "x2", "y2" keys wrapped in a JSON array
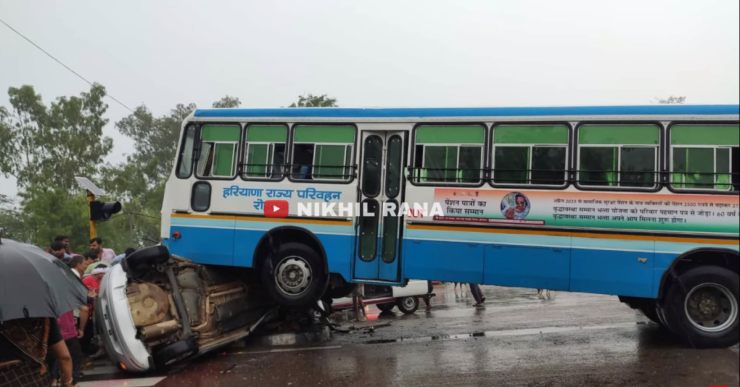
[
  {"x1": 153, "y1": 338, "x2": 198, "y2": 369},
  {"x1": 123, "y1": 245, "x2": 170, "y2": 274},
  {"x1": 661, "y1": 265, "x2": 739, "y2": 348},
  {"x1": 261, "y1": 242, "x2": 327, "y2": 308},
  {"x1": 396, "y1": 296, "x2": 419, "y2": 314},
  {"x1": 376, "y1": 302, "x2": 395, "y2": 312}
]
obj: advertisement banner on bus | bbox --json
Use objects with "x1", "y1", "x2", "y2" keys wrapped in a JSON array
[{"x1": 433, "y1": 188, "x2": 739, "y2": 234}]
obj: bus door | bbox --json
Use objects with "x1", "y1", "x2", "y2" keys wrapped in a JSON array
[{"x1": 354, "y1": 131, "x2": 406, "y2": 282}]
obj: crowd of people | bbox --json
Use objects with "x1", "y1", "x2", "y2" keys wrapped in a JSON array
[
  {"x1": 47, "y1": 236, "x2": 136, "y2": 385},
  {"x1": 1, "y1": 235, "x2": 135, "y2": 387}
]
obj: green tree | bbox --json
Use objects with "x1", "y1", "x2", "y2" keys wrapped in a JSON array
[
  {"x1": 0, "y1": 194, "x2": 27, "y2": 242},
  {"x1": 212, "y1": 96, "x2": 241, "y2": 108},
  {"x1": 289, "y1": 94, "x2": 338, "y2": 107},
  {"x1": 0, "y1": 84, "x2": 111, "y2": 190},
  {"x1": 0, "y1": 84, "x2": 112, "y2": 250}
]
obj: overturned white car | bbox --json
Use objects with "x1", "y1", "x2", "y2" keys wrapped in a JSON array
[{"x1": 96, "y1": 246, "x2": 274, "y2": 372}]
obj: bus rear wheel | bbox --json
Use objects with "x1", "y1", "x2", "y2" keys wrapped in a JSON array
[
  {"x1": 261, "y1": 242, "x2": 327, "y2": 308},
  {"x1": 661, "y1": 266, "x2": 739, "y2": 348}
]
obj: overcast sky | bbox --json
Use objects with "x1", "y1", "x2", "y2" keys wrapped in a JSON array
[{"x1": 1, "y1": 0, "x2": 738, "y2": 198}]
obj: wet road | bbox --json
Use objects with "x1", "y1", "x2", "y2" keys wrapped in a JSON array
[{"x1": 81, "y1": 284, "x2": 739, "y2": 387}]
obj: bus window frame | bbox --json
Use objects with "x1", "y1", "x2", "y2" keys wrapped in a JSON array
[
  {"x1": 574, "y1": 121, "x2": 663, "y2": 192},
  {"x1": 666, "y1": 121, "x2": 740, "y2": 194},
  {"x1": 193, "y1": 122, "x2": 244, "y2": 181},
  {"x1": 287, "y1": 122, "x2": 358, "y2": 185},
  {"x1": 409, "y1": 122, "x2": 488, "y2": 188},
  {"x1": 241, "y1": 123, "x2": 289, "y2": 182},
  {"x1": 489, "y1": 121, "x2": 572, "y2": 189},
  {"x1": 175, "y1": 123, "x2": 197, "y2": 179}
]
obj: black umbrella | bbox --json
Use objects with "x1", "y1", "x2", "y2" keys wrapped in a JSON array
[{"x1": 0, "y1": 237, "x2": 88, "y2": 322}]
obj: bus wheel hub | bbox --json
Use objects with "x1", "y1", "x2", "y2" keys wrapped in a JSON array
[
  {"x1": 685, "y1": 283, "x2": 737, "y2": 332},
  {"x1": 276, "y1": 257, "x2": 311, "y2": 295}
]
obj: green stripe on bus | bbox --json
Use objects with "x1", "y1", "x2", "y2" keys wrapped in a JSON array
[
  {"x1": 293, "y1": 125, "x2": 355, "y2": 143},
  {"x1": 671, "y1": 124, "x2": 739, "y2": 146},
  {"x1": 579, "y1": 124, "x2": 659, "y2": 145},
  {"x1": 246, "y1": 125, "x2": 287, "y2": 142},
  {"x1": 201, "y1": 125, "x2": 240, "y2": 142},
  {"x1": 416, "y1": 125, "x2": 485, "y2": 144},
  {"x1": 494, "y1": 124, "x2": 568, "y2": 144}
]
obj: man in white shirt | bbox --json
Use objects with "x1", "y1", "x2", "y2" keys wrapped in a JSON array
[{"x1": 89, "y1": 237, "x2": 116, "y2": 265}]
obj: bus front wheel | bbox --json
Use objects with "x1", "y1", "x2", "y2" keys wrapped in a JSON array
[
  {"x1": 661, "y1": 266, "x2": 739, "y2": 348},
  {"x1": 261, "y1": 242, "x2": 327, "y2": 308}
]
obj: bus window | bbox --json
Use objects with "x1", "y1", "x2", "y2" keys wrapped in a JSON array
[
  {"x1": 669, "y1": 124, "x2": 739, "y2": 191},
  {"x1": 243, "y1": 124, "x2": 287, "y2": 180},
  {"x1": 412, "y1": 125, "x2": 485, "y2": 184},
  {"x1": 290, "y1": 125, "x2": 355, "y2": 182},
  {"x1": 176, "y1": 124, "x2": 196, "y2": 178},
  {"x1": 492, "y1": 124, "x2": 568, "y2": 186},
  {"x1": 195, "y1": 124, "x2": 240, "y2": 178},
  {"x1": 577, "y1": 124, "x2": 659, "y2": 188}
]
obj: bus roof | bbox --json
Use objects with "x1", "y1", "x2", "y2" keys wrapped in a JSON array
[{"x1": 193, "y1": 104, "x2": 739, "y2": 119}]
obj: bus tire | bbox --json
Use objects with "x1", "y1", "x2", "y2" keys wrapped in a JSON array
[
  {"x1": 637, "y1": 302, "x2": 662, "y2": 325},
  {"x1": 661, "y1": 265, "x2": 739, "y2": 348},
  {"x1": 261, "y1": 242, "x2": 327, "y2": 308},
  {"x1": 396, "y1": 296, "x2": 419, "y2": 314}
]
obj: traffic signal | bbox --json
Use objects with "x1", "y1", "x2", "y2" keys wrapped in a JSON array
[{"x1": 90, "y1": 200, "x2": 122, "y2": 221}]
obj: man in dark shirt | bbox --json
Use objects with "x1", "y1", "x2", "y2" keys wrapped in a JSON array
[{"x1": 0, "y1": 318, "x2": 74, "y2": 387}]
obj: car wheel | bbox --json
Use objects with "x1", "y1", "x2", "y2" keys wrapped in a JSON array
[
  {"x1": 153, "y1": 338, "x2": 198, "y2": 368},
  {"x1": 396, "y1": 296, "x2": 419, "y2": 314},
  {"x1": 376, "y1": 302, "x2": 395, "y2": 312},
  {"x1": 261, "y1": 242, "x2": 327, "y2": 308},
  {"x1": 123, "y1": 245, "x2": 169, "y2": 274},
  {"x1": 661, "y1": 266, "x2": 739, "y2": 348}
]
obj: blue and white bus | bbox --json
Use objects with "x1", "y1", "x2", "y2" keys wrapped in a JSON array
[{"x1": 162, "y1": 105, "x2": 739, "y2": 347}]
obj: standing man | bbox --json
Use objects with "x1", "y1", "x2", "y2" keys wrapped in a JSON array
[
  {"x1": 53, "y1": 235, "x2": 74, "y2": 259},
  {"x1": 89, "y1": 237, "x2": 116, "y2": 265},
  {"x1": 1, "y1": 318, "x2": 75, "y2": 387},
  {"x1": 81, "y1": 266, "x2": 107, "y2": 357},
  {"x1": 469, "y1": 283, "x2": 486, "y2": 308},
  {"x1": 48, "y1": 241, "x2": 66, "y2": 261}
]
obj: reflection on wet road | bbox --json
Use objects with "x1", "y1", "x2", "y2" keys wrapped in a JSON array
[{"x1": 82, "y1": 284, "x2": 739, "y2": 387}]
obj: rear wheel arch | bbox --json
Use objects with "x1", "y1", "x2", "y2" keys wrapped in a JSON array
[{"x1": 658, "y1": 247, "x2": 739, "y2": 300}]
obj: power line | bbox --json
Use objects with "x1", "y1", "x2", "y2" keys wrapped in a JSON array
[{"x1": 0, "y1": 17, "x2": 135, "y2": 114}]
